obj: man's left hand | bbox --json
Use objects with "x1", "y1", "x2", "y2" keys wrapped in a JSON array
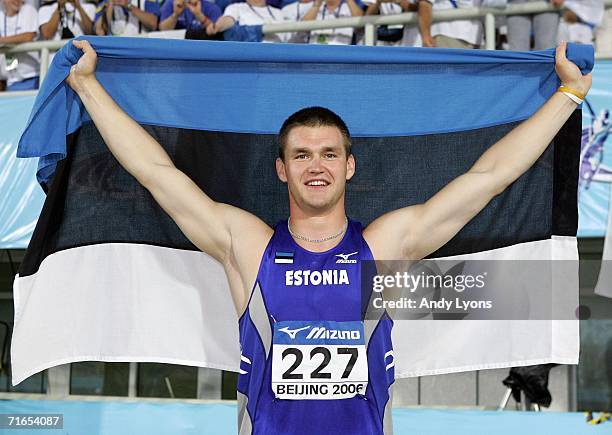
[{"x1": 555, "y1": 41, "x2": 592, "y2": 97}]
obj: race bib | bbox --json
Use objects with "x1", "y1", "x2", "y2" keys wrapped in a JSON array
[{"x1": 271, "y1": 320, "x2": 368, "y2": 400}]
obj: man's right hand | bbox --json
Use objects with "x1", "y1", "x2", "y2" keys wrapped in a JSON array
[{"x1": 67, "y1": 39, "x2": 98, "y2": 94}]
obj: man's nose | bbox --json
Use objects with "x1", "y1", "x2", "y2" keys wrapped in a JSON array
[{"x1": 308, "y1": 156, "x2": 324, "y2": 172}]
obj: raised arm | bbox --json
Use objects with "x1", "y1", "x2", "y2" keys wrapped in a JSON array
[
  {"x1": 39, "y1": 0, "x2": 65, "y2": 40},
  {"x1": 127, "y1": 3, "x2": 159, "y2": 31},
  {"x1": 302, "y1": 0, "x2": 323, "y2": 21},
  {"x1": 417, "y1": 0, "x2": 434, "y2": 47},
  {"x1": 365, "y1": 42, "x2": 591, "y2": 261},
  {"x1": 67, "y1": 40, "x2": 273, "y2": 309},
  {"x1": 346, "y1": 0, "x2": 364, "y2": 16}
]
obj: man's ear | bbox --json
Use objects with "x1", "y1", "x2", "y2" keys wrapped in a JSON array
[
  {"x1": 276, "y1": 157, "x2": 287, "y2": 183},
  {"x1": 346, "y1": 154, "x2": 355, "y2": 181}
]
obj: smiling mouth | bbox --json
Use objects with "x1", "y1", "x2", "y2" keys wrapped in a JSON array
[{"x1": 305, "y1": 180, "x2": 330, "y2": 187}]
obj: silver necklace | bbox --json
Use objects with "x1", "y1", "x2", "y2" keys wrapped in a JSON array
[{"x1": 288, "y1": 217, "x2": 348, "y2": 243}]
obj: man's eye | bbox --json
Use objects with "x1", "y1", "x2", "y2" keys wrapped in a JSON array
[
  {"x1": 295, "y1": 154, "x2": 308, "y2": 160},
  {"x1": 325, "y1": 153, "x2": 337, "y2": 159}
]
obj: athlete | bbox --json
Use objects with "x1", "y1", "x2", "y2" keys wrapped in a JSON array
[{"x1": 66, "y1": 39, "x2": 591, "y2": 434}]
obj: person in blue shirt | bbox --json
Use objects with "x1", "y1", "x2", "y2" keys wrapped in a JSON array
[{"x1": 159, "y1": 0, "x2": 221, "y2": 33}]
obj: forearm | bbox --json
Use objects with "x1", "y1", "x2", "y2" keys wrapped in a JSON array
[
  {"x1": 131, "y1": 8, "x2": 158, "y2": 30},
  {"x1": 400, "y1": 0, "x2": 416, "y2": 12},
  {"x1": 346, "y1": 0, "x2": 364, "y2": 16},
  {"x1": 95, "y1": 18, "x2": 106, "y2": 35},
  {"x1": 77, "y1": 5, "x2": 94, "y2": 34},
  {"x1": 365, "y1": 2, "x2": 379, "y2": 15},
  {"x1": 159, "y1": 13, "x2": 179, "y2": 30},
  {"x1": 214, "y1": 15, "x2": 235, "y2": 32},
  {"x1": 96, "y1": 7, "x2": 113, "y2": 35},
  {"x1": 74, "y1": 77, "x2": 174, "y2": 187},
  {"x1": 471, "y1": 92, "x2": 578, "y2": 192},
  {"x1": 40, "y1": 10, "x2": 61, "y2": 40},
  {"x1": 0, "y1": 32, "x2": 36, "y2": 44},
  {"x1": 417, "y1": 0, "x2": 431, "y2": 40},
  {"x1": 302, "y1": 2, "x2": 322, "y2": 20}
]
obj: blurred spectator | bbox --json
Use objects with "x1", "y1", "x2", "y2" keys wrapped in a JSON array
[
  {"x1": 39, "y1": 0, "x2": 95, "y2": 46},
  {"x1": 595, "y1": 8, "x2": 612, "y2": 52},
  {"x1": 303, "y1": 0, "x2": 363, "y2": 45},
  {"x1": 0, "y1": 0, "x2": 39, "y2": 91},
  {"x1": 281, "y1": 0, "x2": 313, "y2": 43},
  {"x1": 94, "y1": 0, "x2": 160, "y2": 35},
  {"x1": 417, "y1": 0, "x2": 483, "y2": 48},
  {"x1": 364, "y1": 0, "x2": 416, "y2": 46},
  {"x1": 557, "y1": 0, "x2": 603, "y2": 45},
  {"x1": 506, "y1": 0, "x2": 560, "y2": 50},
  {"x1": 400, "y1": 0, "x2": 422, "y2": 46},
  {"x1": 159, "y1": 0, "x2": 221, "y2": 34},
  {"x1": 212, "y1": 0, "x2": 285, "y2": 42}
]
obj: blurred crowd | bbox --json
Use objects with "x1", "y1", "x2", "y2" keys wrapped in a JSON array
[{"x1": 0, "y1": 0, "x2": 610, "y2": 91}]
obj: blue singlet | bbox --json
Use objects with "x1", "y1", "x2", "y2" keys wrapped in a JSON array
[{"x1": 237, "y1": 219, "x2": 394, "y2": 434}]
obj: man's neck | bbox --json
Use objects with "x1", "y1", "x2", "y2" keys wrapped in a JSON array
[
  {"x1": 288, "y1": 209, "x2": 348, "y2": 253},
  {"x1": 325, "y1": 0, "x2": 340, "y2": 10},
  {"x1": 5, "y1": 7, "x2": 19, "y2": 17},
  {"x1": 247, "y1": 0, "x2": 267, "y2": 8}
]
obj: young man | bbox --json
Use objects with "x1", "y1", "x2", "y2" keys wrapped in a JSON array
[
  {"x1": 302, "y1": 0, "x2": 363, "y2": 45},
  {"x1": 158, "y1": 0, "x2": 221, "y2": 34},
  {"x1": 0, "y1": 0, "x2": 39, "y2": 91},
  {"x1": 417, "y1": 0, "x2": 483, "y2": 48},
  {"x1": 66, "y1": 39, "x2": 590, "y2": 434},
  {"x1": 39, "y1": 0, "x2": 95, "y2": 64},
  {"x1": 212, "y1": 0, "x2": 286, "y2": 43}
]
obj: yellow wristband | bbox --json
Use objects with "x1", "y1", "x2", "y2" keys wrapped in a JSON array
[{"x1": 558, "y1": 85, "x2": 586, "y2": 101}]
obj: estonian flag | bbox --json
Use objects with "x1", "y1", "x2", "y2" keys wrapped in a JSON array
[{"x1": 11, "y1": 37, "x2": 592, "y2": 385}]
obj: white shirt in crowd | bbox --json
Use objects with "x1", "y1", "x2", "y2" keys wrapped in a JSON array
[
  {"x1": 309, "y1": 1, "x2": 353, "y2": 45},
  {"x1": 559, "y1": 0, "x2": 604, "y2": 44},
  {"x1": 281, "y1": 0, "x2": 313, "y2": 43},
  {"x1": 400, "y1": 0, "x2": 421, "y2": 46},
  {"x1": 39, "y1": 2, "x2": 96, "y2": 40},
  {"x1": 105, "y1": 0, "x2": 148, "y2": 36},
  {"x1": 38, "y1": 2, "x2": 96, "y2": 63},
  {"x1": 223, "y1": 2, "x2": 285, "y2": 42},
  {"x1": 428, "y1": 0, "x2": 483, "y2": 46},
  {"x1": 0, "y1": 3, "x2": 39, "y2": 85},
  {"x1": 361, "y1": 0, "x2": 405, "y2": 46}
]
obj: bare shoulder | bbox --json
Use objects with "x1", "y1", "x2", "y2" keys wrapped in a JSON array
[{"x1": 363, "y1": 204, "x2": 423, "y2": 261}]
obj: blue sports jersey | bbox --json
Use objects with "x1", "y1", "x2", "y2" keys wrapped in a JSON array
[{"x1": 237, "y1": 219, "x2": 394, "y2": 434}]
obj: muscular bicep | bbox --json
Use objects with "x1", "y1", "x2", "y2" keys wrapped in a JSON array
[{"x1": 409, "y1": 171, "x2": 499, "y2": 259}]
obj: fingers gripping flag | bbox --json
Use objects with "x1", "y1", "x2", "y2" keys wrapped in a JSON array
[{"x1": 12, "y1": 37, "x2": 592, "y2": 385}]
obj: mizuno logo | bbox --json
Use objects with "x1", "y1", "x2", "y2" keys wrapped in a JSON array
[
  {"x1": 306, "y1": 327, "x2": 361, "y2": 340},
  {"x1": 278, "y1": 325, "x2": 311, "y2": 339},
  {"x1": 336, "y1": 251, "x2": 358, "y2": 263}
]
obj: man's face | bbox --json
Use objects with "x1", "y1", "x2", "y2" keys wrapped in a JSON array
[
  {"x1": 4, "y1": 0, "x2": 22, "y2": 14},
  {"x1": 276, "y1": 125, "x2": 355, "y2": 214}
]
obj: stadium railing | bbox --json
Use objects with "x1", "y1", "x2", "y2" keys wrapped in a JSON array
[{"x1": 0, "y1": 0, "x2": 612, "y2": 93}]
